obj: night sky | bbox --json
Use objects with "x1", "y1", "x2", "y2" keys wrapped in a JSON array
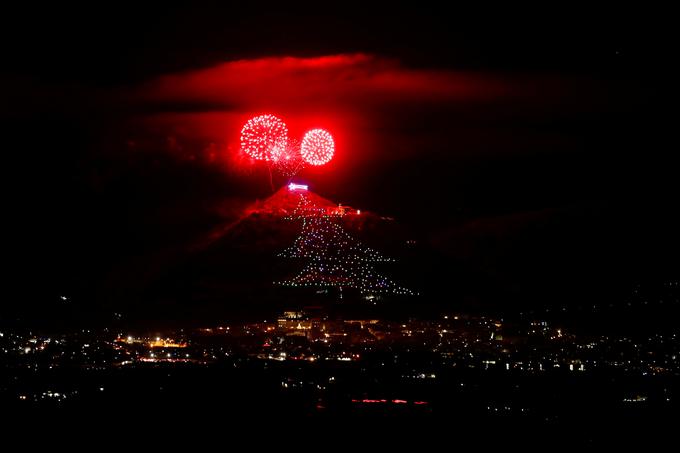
[{"x1": 2, "y1": 4, "x2": 676, "y2": 326}]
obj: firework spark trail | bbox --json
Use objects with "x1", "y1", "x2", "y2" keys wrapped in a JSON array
[{"x1": 270, "y1": 138, "x2": 306, "y2": 182}]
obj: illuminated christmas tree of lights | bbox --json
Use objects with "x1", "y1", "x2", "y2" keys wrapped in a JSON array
[{"x1": 276, "y1": 191, "x2": 415, "y2": 296}]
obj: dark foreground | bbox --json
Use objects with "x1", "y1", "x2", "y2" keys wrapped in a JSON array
[{"x1": 2, "y1": 359, "x2": 676, "y2": 445}]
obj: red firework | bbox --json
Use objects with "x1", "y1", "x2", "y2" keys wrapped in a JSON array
[
  {"x1": 271, "y1": 138, "x2": 305, "y2": 177},
  {"x1": 301, "y1": 129, "x2": 335, "y2": 166},
  {"x1": 240, "y1": 114, "x2": 288, "y2": 161}
]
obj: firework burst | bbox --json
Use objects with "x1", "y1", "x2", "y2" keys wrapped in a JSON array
[
  {"x1": 301, "y1": 129, "x2": 334, "y2": 166},
  {"x1": 240, "y1": 114, "x2": 289, "y2": 161}
]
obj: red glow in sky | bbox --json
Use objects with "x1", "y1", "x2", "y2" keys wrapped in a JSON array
[
  {"x1": 128, "y1": 53, "x2": 518, "y2": 178},
  {"x1": 142, "y1": 53, "x2": 501, "y2": 109}
]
